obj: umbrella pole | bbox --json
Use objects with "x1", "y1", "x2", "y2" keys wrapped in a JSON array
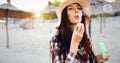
[
  {"x1": 100, "y1": 14, "x2": 103, "y2": 33},
  {"x1": 50, "y1": 13, "x2": 52, "y2": 33},
  {"x1": 103, "y1": 14, "x2": 106, "y2": 28},
  {"x1": 89, "y1": 21, "x2": 91, "y2": 37},
  {"x1": 6, "y1": 9, "x2": 9, "y2": 48},
  {"x1": 50, "y1": 19, "x2": 52, "y2": 33}
]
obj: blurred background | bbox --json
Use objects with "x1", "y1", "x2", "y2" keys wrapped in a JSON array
[{"x1": 0, "y1": 0, "x2": 120, "y2": 63}]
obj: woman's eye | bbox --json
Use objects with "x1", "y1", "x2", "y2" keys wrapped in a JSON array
[
  {"x1": 78, "y1": 7, "x2": 82, "y2": 10},
  {"x1": 67, "y1": 7, "x2": 82, "y2": 10}
]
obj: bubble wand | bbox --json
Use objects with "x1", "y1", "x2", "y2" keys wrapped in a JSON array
[{"x1": 98, "y1": 42, "x2": 107, "y2": 59}]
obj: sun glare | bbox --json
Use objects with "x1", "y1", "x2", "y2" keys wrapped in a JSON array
[
  {"x1": 34, "y1": 13, "x2": 40, "y2": 18},
  {"x1": 0, "y1": 20, "x2": 6, "y2": 23}
]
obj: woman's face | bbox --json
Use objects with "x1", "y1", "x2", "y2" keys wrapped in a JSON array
[{"x1": 67, "y1": 3, "x2": 82, "y2": 25}]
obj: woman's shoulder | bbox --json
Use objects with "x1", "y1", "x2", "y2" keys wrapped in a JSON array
[
  {"x1": 51, "y1": 29, "x2": 60, "y2": 43},
  {"x1": 51, "y1": 34, "x2": 59, "y2": 41}
]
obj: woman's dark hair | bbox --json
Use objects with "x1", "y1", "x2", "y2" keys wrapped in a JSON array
[{"x1": 57, "y1": 5, "x2": 97, "y2": 62}]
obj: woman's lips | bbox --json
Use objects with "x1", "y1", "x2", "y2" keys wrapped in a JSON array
[{"x1": 74, "y1": 15, "x2": 79, "y2": 19}]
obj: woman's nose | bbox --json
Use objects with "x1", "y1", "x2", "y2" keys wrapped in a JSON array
[{"x1": 74, "y1": 8, "x2": 79, "y2": 13}]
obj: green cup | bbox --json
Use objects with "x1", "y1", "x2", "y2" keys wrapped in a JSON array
[{"x1": 98, "y1": 42, "x2": 107, "y2": 59}]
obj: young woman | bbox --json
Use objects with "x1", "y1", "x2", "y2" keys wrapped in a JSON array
[{"x1": 50, "y1": 0, "x2": 110, "y2": 63}]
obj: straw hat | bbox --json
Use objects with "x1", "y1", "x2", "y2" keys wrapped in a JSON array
[{"x1": 56, "y1": 0, "x2": 91, "y2": 27}]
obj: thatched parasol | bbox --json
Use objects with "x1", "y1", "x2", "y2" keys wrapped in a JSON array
[{"x1": 0, "y1": 0, "x2": 34, "y2": 48}]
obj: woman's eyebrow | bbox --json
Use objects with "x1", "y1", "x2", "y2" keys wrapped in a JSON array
[
  {"x1": 77, "y1": 5, "x2": 82, "y2": 8},
  {"x1": 67, "y1": 5, "x2": 73, "y2": 8}
]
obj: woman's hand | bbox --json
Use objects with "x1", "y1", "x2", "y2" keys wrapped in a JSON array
[
  {"x1": 71, "y1": 23, "x2": 84, "y2": 44},
  {"x1": 96, "y1": 53, "x2": 110, "y2": 63},
  {"x1": 70, "y1": 23, "x2": 84, "y2": 54}
]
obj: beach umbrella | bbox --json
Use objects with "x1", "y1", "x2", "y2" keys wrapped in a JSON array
[
  {"x1": 0, "y1": 0, "x2": 34, "y2": 48},
  {"x1": 0, "y1": 1, "x2": 33, "y2": 18},
  {"x1": 90, "y1": 0, "x2": 120, "y2": 15},
  {"x1": 41, "y1": 1, "x2": 57, "y2": 33},
  {"x1": 41, "y1": 1, "x2": 57, "y2": 14},
  {"x1": 89, "y1": 0, "x2": 120, "y2": 36}
]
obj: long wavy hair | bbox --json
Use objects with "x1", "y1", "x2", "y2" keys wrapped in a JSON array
[{"x1": 57, "y1": 5, "x2": 97, "y2": 62}]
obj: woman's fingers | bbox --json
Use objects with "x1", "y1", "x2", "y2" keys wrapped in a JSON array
[
  {"x1": 76, "y1": 23, "x2": 84, "y2": 33},
  {"x1": 81, "y1": 24, "x2": 84, "y2": 33},
  {"x1": 96, "y1": 53, "x2": 111, "y2": 63},
  {"x1": 106, "y1": 52, "x2": 111, "y2": 60}
]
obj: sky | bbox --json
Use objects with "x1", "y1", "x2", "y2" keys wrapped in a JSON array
[
  {"x1": 0, "y1": 0, "x2": 65, "y2": 12},
  {"x1": 0, "y1": 0, "x2": 116, "y2": 12}
]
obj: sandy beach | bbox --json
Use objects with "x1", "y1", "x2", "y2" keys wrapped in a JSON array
[{"x1": 0, "y1": 16, "x2": 120, "y2": 63}]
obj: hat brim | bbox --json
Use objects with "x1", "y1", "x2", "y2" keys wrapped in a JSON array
[{"x1": 56, "y1": 0, "x2": 91, "y2": 26}]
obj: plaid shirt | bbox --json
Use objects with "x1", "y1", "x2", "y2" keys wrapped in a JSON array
[{"x1": 50, "y1": 34, "x2": 96, "y2": 63}]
